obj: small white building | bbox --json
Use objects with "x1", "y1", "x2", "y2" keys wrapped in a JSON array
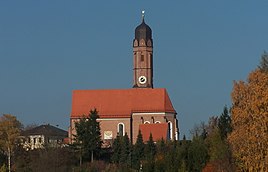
[{"x1": 21, "y1": 124, "x2": 68, "y2": 150}]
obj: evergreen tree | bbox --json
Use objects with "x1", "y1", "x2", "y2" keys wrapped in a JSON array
[
  {"x1": 258, "y1": 51, "x2": 268, "y2": 72},
  {"x1": 164, "y1": 141, "x2": 179, "y2": 172},
  {"x1": 218, "y1": 106, "x2": 232, "y2": 139},
  {"x1": 155, "y1": 138, "x2": 166, "y2": 172},
  {"x1": 157, "y1": 138, "x2": 165, "y2": 154},
  {"x1": 187, "y1": 136, "x2": 209, "y2": 172},
  {"x1": 132, "y1": 130, "x2": 145, "y2": 170},
  {"x1": 120, "y1": 133, "x2": 131, "y2": 165},
  {"x1": 111, "y1": 133, "x2": 132, "y2": 168},
  {"x1": 205, "y1": 127, "x2": 233, "y2": 171},
  {"x1": 145, "y1": 133, "x2": 156, "y2": 157},
  {"x1": 144, "y1": 133, "x2": 156, "y2": 172},
  {"x1": 75, "y1": 108, "x2": 102, "y2": 163},
  {"x1": 177, "y1": 139, "x2": 190, "y2": 171},
  {"x1": 111, "y1": 134, "x2": 121, "y2": 163}
]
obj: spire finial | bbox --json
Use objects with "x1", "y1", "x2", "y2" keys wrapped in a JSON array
[{"x1": 142, "y1": 10, "x2": 145, "y2": 22}]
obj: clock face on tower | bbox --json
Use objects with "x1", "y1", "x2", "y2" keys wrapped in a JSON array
[{"x1": 138, "y1": 76, "x2": 147, "y2": 84}]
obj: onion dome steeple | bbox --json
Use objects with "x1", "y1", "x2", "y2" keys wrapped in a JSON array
[{"x1": 133, "y1": 11, "x2": 153, "y2": 47}]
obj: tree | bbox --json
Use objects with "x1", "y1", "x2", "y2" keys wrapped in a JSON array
[
  {"x1": 75, "y1": 109, "x2": 102, "y2": 163},
  {"x1": 258, "y1": 51, "x2": 268, "y2": 72},
  {"x1": 111, "y1": 134, "x2": 121, "y2": 163},
  {"x1": 132, "y1": 130, "x2": 145, "y2": 170},
  {"x1": 13, "y1": 146, "x2": 77, "y2": 172},
  {"x1": 205, "y1": 127, "x2": 232, "y2": 171},
  {"x1": 177, "y1": 138, "x2": 190, "y2": 172},
  {"x1": 0, "y1": 114, "x2": 22, "y2": 172},
  {"x1": 119, "y1": 133, "x2": 131, "y2": 166},
  {"x1": 154, "y1": 138, "x2": 166, "y2": 172},
  {"x1": 187, "y1": 136, "x2": 208, "y2": 172},
  {"x1": 111, "y1": 133, "x2": 132, "y2": 170},
  {"x1": 143, "y1": 133, "x2": 156, "y2": 172},
  {"x1": 145, "y1": 133, "x2": 156, "y2": 158},
  {"x1": 190, "y1": 121, "x2": 207, "y2": 139},
  {"x1": 164, "y1": 141, "x2": 179, "y2": 172},
  {"x1": 229, "y1": 67, "x2": 268, "y2": 170},
  {"x1": 218, "y1": 106, "x2": 232, "y2": 139}
]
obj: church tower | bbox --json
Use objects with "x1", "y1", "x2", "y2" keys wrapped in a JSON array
[{"x1": 133, "y1": 12, "x2": 153, "y2": 88}]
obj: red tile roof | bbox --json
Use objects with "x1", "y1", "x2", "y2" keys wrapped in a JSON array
[
  {"x1": 139, "y1": 123, "x2": 168, "y2": 141},
  {"x1": 71, "y1": 88, "x2": 175, "y2": 118}
]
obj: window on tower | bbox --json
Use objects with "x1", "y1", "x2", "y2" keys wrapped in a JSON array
[{"x1": 141, "y1": 55, "x2": 144, "y2": 62}]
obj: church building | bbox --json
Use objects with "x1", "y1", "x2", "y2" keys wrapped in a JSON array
[{"x1": 69, "y1": 13, "x2": 179, "y2": 144}]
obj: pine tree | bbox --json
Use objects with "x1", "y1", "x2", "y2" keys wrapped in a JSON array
[
  {"x1": 164, "y1": 141, "x2": 179, "y2": 172},
  {"x1": 177, "y1": 138, "x2": 190, "y2": 171},
  {"x1": 158, "y1": 138, "x2": 165, "y2": 153},
  {"x1": 187, "y1": 136, "x2": 208, "y2": 172},
  {"x1": 132, "y1": 130, "x2": 145, "y2": 170},
  {"x1": 146, "y1": 133, "x2": 156, "y2": 157},
  {"x1": 74, "y1": 108, "x2": 102, "y2": 163},
  {"x1": 120, "y1": 133, "x2": 131, "y2": 165},
  {"x1": 144, "y1": 133, "x2": 156, "y2": 172},
  {"x1": 218, "y1": 106, "x2": 232, "y2": 139},
  {"x1": 206, "y1": 127, "x2": 232, "y2": 171},
  {"x1": 155, "y1": 138, "x2": 166, "y2": 171},
  {"x1": 258, "y1": 51, "x2": 268, "y2": 72},
  {"x1": 111, "y1": 134, "x2": 121, "y2": 163}
]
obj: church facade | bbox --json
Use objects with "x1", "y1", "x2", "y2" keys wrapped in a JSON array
[{"x1": 69, "y1": 14, "x2": 179, "y2": 144}]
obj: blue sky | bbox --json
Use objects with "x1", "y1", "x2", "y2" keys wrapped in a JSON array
[{"x1": 1, "y1": 1, "x2": 268, "y2": 138}]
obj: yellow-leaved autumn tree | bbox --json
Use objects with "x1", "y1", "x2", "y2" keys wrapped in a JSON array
[
  {"x1": 0, "y1": 114, "x2": 22, "y2": 172},
  {"x1": 229, "y1": 53, "x2": 268, "y2": 171}
]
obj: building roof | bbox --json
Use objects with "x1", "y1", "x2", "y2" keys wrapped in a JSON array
[
  {"x1": 22, "y1": 124, "x2": 68, "y2": 137},
  {"x1": 139, "y1": 123, "x2": 168, "y2": 141},
  {"x1": 135, "y1": 18, "x2": 152, "y2": 42},
  {"x1": 71, "y1": 88, "x2": 176, "y2": 118}
]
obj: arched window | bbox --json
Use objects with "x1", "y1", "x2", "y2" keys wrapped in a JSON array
[
  {"x1": 118, "y1": 123, "x2": 125, "y2": 136},
  {"x1": 155, "y1": 121, "x2": 161, "y2": 124},
  {"x1": 168, "y1": 121, "x2": 173, "y2": 140},
  {"x1": 144, "y1": 121, "x2": 150, "y2": 124}
]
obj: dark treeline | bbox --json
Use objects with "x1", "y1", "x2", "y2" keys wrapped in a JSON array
[
  {"x1": 107, "y1": 106, "x2": 233, "y2": 172},
  {"x1": 0, "y1": 106, "x2": 234, "y2": 172}
]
